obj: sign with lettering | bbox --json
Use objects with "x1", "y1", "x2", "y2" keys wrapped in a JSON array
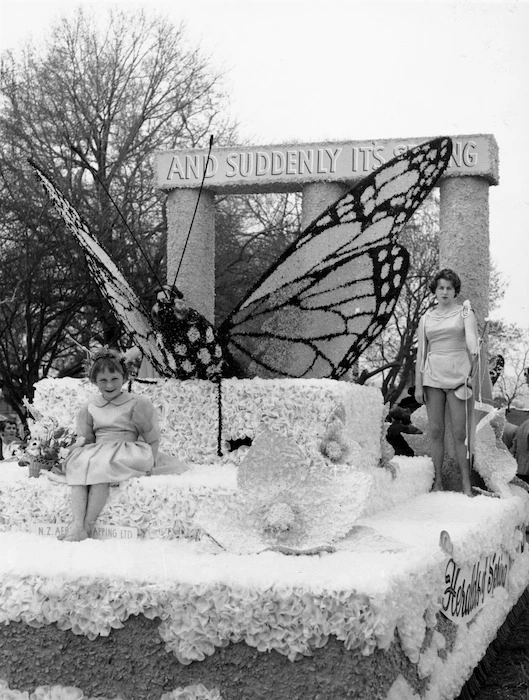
[
  {"x1": 156, "y1": 134, "x2": 498, "y2": 193},
  {"x1": 441, "y1": 550, "x2": 510, "y2": 624},
  {"x1": 30, "y1": 523, "x2": 138, "y2": 540}
]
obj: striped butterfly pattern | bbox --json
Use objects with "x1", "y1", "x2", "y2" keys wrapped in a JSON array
[
  {"x1": 489, "y1": 354, "x2": 504, "y2": 386},
  {"x1": 218, "y1": 137, "x2": 452, "y2": 378},
  {"x1": 30, "y1": 137, "x2": 452, "y2": 380},
  {"x1": 29, "y1": 159, "x2": 179, "y2": 379}
]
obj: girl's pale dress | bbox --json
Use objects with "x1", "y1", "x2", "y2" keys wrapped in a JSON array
[
  {"x1": 64, "y1": 392, "x2": 186, "y2": 485},
  {"x1": 420, "y1": 306, "x2": 471, "y2": 390}
]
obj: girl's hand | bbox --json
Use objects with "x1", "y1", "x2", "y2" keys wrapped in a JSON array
[
  {"x1": 70, "y1": 437, "x2": 86, "y2": 451},
  {"x1": 415, "y1": 388, "x2": 424, "y2": 405}
]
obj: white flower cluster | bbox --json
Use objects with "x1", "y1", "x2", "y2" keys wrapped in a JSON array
[
  {"x1": 0, "y1": 556, "x2": 446, "y2": 666},
  {"x1": 0, "y1": 680, "x2": 222, "y2": 700},
  {"x1": 31, "y1": 377, "x2": 384, "y2": 468},
  {"x1": 0, "y1": 470, "x2": 237, "y2": 540}
]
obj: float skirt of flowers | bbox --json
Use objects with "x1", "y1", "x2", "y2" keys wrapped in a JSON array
[{"x1": 1, "y1": 493, "x2": 528, "y2": 700}]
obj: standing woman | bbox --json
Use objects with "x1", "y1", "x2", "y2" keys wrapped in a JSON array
[{"x1": 415, "y1": 269, "x2": 479, "y2": 495}]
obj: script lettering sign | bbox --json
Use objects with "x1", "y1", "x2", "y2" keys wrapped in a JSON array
[{"x1": 441, "y1": 550, "x2": 510, "y2": 624}]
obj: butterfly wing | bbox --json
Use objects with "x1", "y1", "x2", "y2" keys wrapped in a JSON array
[
  {"x1": 220, "y1": 137, "x2": 452, "y2": 378},
  {"x1": 29, "y1": 160, "x2": 173, "y2": 376},
  {"x1": 226, "y1": 244, "x2": 409, "y2": 378},
  {"x1": 489, "y1": 354, "x2": 504, "y2": 386}
]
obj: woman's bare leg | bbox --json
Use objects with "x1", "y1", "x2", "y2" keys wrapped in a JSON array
[
  {"x1": 84, "y1": 483, "x2": 110, "y2": 536},
  {"x1": 424, "y1": 387, "x2": 447, "y2": 491},
  {"x1": 447, "y1": 391, "x2": 473, "y2": 496}
]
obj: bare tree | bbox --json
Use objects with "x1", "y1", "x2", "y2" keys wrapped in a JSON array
[
  {"x1": 215, "y1": 192, "x2": 301, "y2": 322},
  {"x1": 360, "y1": 194, "x2": 440, "y2": 403},
  {"x1": 0, "y1": 7, "x2": 237, "y2": 416},
  {"x1": 489, "y1": 325, "x2": 529, "y2": 409}
]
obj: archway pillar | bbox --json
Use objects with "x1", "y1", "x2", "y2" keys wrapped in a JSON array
[
  {"x1": 439, "y1": 176, "x2": 494, "y2": 488},
  {"x1": 165, "y1": 188, "x2": 215, "y2": 323},
  {"x1": 439, "y1": 176, "x2": 490, "y2": 326}
]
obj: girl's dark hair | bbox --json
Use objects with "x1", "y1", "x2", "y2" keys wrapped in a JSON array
[
  {"x1": 429, "y1": 268, "x2": 461, "y2": 296},
  {"x1": 88, "y1": 348, "x2": 128, "y2": 383}
]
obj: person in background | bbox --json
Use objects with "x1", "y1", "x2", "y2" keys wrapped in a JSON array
[
  {"x1": 0, "y1": 419, "x2": 23, "y2": 460},
  {"x1": 502, "y1": 421, "x2": 518, "y2": 452},
  {"x1": 397, "y1": 387, "x2": 421, "y2": 414},
  {"x1": 415, "y1": 269, "x2": 479, "y2": 495},
  {"x1": 386, "y1": 406, "x2": 422, "y2": 457},
  {"x1": 512, "y1": 418, "x2": 529, "y2": 483}
]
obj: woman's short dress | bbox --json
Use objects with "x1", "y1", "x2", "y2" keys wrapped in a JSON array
[
  {"x1": 64, "y1": 392, "x2": 186, "y2": 485},
  {"x1": 420, "y1": 306, "x2": 471, "y2": 390}
]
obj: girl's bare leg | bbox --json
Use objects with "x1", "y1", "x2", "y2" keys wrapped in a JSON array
[
  {"x1": 59, "y1": 485, "x2": 89, "y2": 541},
  {"x1": 424, "y1": 387, "x2": 447, "y2": 491},
  {"x1": 84, "y1": 483, "x2": 110, "y2": 536},
  {"x1": 446, "y1": 391, "x2": 473, "y2": 496}
]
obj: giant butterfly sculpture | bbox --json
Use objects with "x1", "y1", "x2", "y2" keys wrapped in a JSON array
[{"x1": 29, "y1": 137, "x2": 452, "y2": 380}]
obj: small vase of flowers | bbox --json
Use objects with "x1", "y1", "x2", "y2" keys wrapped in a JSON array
[{"x1": 18, "y1": 411, "x2": 77, "y2": 478}]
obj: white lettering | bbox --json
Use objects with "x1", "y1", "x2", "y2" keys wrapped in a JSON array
[
  {"x1": 185, "y1": 155, "x2": 200, "y2": 179},
  {"x1": 462, "y1": 141, "x2": 477, "y2": 167},
  {"x1": 166, "y1": 156, "x2": 185, "y2": 180},
  {"x1": 299, "y1": 149, "x2": 314, "y2": 175},
  {"x1": 239, "y1": 152, "x2": 252, "y2": 177},
  {"x1": 271, "y1": 151, "x2": 285, "y2": 175},
  {"x1": 255, "y1": 151, "x2": 270, "y2": 176},
  {"x1": 373, "y1": 146, "x2": 385, "y2": 167},
  {"x1": 286, "y1": 150, "x2": 298, "y2": 175},
  {"x1": 326, "y1": 147, "x2": 342, "y2": 173},
  {"x1": 393, "y1": 144, "x2": 408, "y2": 157},
  {"x1": 225, "y1": 153, "x2": 238, "y2": 178}
]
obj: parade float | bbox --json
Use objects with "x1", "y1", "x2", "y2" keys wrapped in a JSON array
[{"x1": 1, "y1": 136, "x2": 527, "y2": 700}]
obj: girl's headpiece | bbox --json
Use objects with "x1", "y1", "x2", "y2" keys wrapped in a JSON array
[{"x1": 88, "y1": 347, "x2": 128, "y2": 381}]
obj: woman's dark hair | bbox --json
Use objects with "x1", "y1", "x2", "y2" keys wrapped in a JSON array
[
  {"x1": 88, "y1": 348, "x2": 129, "y2": 383},
  {"x1": 429, "y1": 268, "x2": 461, "y2": 296}
]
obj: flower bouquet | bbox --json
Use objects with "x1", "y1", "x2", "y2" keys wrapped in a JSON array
[{"x1": 18, "y1": 408, "x2": 77, "y2": 478}]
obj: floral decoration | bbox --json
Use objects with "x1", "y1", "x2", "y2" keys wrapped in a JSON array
[
  {"x1": 196, "y1": 428, "x2": 375, "y2": 554},
  {"x1": 0, "y1": 458, "x2": 433, "y2": 542},
  {"x1": 1, "y1": 505, "x2": 528, "y2": 668},
  {"x1": 318, "y1": 405, "x2": 352, "y2": 463},
  {"x1": 473, "y1": 409, "x2": 517, "y2": 497},
  {"x1": 0, "y1": 680, "x2": 223, "y2": 700},
  {"x1": 0, "y1": 563, "x2": 438, "y2": 665},
  {"x1": 0, "y1": 467, "x2": 237, "y2": 540},
  {"x1": 18, "y1": 406, "x2": 77, "y2": 472},
  {"x1": 30, "y1": 377, "x2": 384, "y2": 468}
]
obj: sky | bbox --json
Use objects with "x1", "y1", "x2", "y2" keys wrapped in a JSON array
[{"x1": 1, "y1": 0, "x2": 528, "y2": 329}]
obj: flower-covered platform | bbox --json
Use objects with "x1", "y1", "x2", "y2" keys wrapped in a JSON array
[
  {"x1": 1, "y1": 377, "x2": 529, "y2": 700},
  {"x1": 1, "y1": 494, "x2": 528, "y2": 699}
]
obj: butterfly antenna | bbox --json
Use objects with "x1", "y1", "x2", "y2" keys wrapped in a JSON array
[
  {"x1": 169, "y1": 134, "x2": 215, "y2": 298},
  {"x1": 69, "y1": 146, "x2": 166, "y2": 292},
  {"x1": 65, "y1": 333, "x2": 94, "y2": 362}
]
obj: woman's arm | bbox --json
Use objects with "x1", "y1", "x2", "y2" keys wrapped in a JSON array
[
  {"x1": 414, "y1": 316, "x2": 425, "y2": 404},
  {"x1": 462, "y1": 302, "x2": 479, "y2": 357}
]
